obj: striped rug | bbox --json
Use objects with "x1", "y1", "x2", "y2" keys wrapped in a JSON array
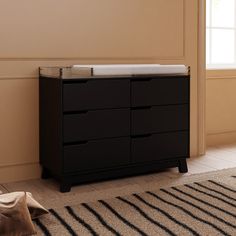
[{"x1": 34, "y1": 180, "x2": 236, "y2": 236}]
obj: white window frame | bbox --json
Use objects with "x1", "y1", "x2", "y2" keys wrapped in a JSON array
[{"x1": 207, "y1": 0, "x2": 236, "y2": 69}]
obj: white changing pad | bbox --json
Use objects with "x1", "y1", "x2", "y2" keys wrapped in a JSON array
[{"x1": 72, "y1": 64, "x2": 188, "y2": 76}]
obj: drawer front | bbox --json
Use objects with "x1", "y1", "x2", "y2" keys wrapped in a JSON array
[
  {"x1": 64, "y1": 109, "x2": 130, "y2": 143},
  {"x1": 63, "y1": 137, "x2": 130, "y2": 172},
  {"x1": 131, "y1": 105, "x2": 189, "y2": 135},
  {"x1": 63, "y1": 79, "x2": 130, "y2": 111},
  {"x1": 132, "y1": 131, "x2": 189, "y2": 163},
  {"x1": 131, "y1": 77, "x2": 189, "y2": 107}
]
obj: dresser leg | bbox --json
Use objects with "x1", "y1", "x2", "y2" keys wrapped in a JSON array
[
  {"x1": 178, "y1": 159, "x2": 188, "y2": 173},
  {"x1": 60, "y1": 181, "x2": 71, "y2": 193},
  {"x1": 41, "y1": 167, "x2": 51, "y2": 179}
]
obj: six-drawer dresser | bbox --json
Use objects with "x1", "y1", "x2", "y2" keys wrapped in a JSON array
[{"x1": 39, "y1": 67, "x2": 190, "y2": 192}]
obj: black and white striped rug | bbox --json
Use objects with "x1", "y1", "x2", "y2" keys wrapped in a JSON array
[{"x1": 34, "y1": 180, "x2": 236, "y2": 236}]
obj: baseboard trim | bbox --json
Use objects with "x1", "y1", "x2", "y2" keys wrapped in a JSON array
[
  {"x1": 207, "y1": 131, "x2": 236, "y2": 146},
  {"x1": 0, "y1": 163, "x2": 41, "y2": 183}
]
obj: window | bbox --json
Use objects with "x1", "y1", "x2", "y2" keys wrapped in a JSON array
[{"x1": 207, "y1": 0, "x2": 236, "y2": 68}]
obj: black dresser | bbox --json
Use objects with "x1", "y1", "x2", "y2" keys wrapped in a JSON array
[{"x1": 39, "y1": 67, "x2": 190, "y2": 192}]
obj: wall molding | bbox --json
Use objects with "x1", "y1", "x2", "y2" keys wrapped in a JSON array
[
  {"x1": 182, "y1": 0, "x2": 186, "y2": 58},
  {"x1": 0, "y1": 0, "x2": 202, "y2": 182},
  {"x1": 0, "y1": 163, "x2": 41, "y2": 183},
  {"x1": 0, "y1": 0, "x2": 186, "y2": 60},
  {"x1": 207, "y1": 130, "x2": 236, "y2": 136},
  {"x1": 197, "y1": 0, "x2": 206, "y2": 155},
  {"x1": 0, "y1": 76, "x2": 36, "y2": 80},
  {"x1": 207, "y1": 131, "x2": 236, "y2": 146},
  {"x1": 207, "y1": 76, "x2": 236, "y2": 80},
  {"x1": 0, "y1": 56, "x2": 186, "y2": 61},
  {"x1": 0, "y1": 161, "x2": 39, "y2": 168}
]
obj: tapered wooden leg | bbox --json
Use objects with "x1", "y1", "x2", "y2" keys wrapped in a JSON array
[
  {"x1": 41, "y1": 167, "x2": 51, "y2": 179},
  {"x1": 60, "y1": 181, "x2": 71, "y2": 193},
  {"x1": 178, "y1": 159, "x2": 188, "y2": 173}
]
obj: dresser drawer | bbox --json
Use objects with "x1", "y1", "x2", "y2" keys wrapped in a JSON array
[
  {"x1": 63, "y1": 109, "x2": 130, "y2": 143},
  {"x1": 63, "y1": 79, "x2": 130, "y2": 111},
  {"x1": 63, "y1": 137, "x2": 130, "y2": 173},
  {"x1": 132, "y1": 131, "x2": 189, "y2": 163},
  {"x1": 131, "y1": 77, "x2": 189, "y2": 107},
  {"x1": 131, "y1": 105, "x2": 189, "y2": 135}
]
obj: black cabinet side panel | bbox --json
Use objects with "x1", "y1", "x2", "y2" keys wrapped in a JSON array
[{"x1": 39, "y1": 77, "x2": 63, "y2": 176}]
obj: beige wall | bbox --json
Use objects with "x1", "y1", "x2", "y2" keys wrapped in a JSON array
[
  {"x1": 0, "y1": 0, "x2": 200, "y2": 183},
  {"x1": 206, "y1": 70, "x2": 236, "y2": 146}
]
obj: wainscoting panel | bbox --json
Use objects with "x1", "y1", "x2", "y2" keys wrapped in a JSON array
[
  {"x1": 0, "y1": 0, "x2": 184, "y2": 59},
  {"x1": 0, "y1": 79, "x2": 39, "y2": 167},
  {"x1": 206, "y1": 75, "x2": 236, "y2": 146},
  {"x1": 0, "y1": 0, "x2": 201, "y2": 182}
]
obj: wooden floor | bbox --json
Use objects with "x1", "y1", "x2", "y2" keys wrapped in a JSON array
[{"x1": 1, "y1": 144, "x2": 236, "y2": 208}]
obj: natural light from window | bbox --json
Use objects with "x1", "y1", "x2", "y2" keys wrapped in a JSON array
[{"x1": 207, "y1": 0, "x2": 236, "y2": 68}]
